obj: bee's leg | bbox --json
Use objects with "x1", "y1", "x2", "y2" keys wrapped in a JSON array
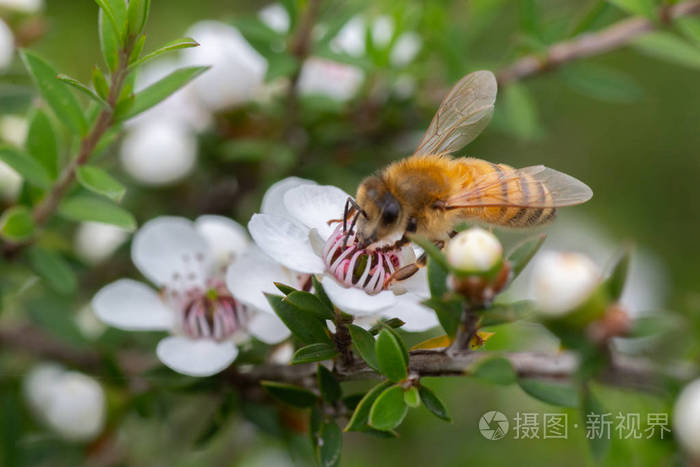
[{"x1": 387, "y1": 251, "x2": 428, "y2": 283}]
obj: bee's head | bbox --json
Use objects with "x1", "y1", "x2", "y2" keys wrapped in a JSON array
[{"x1": 354, "y1": 176, "x2": 405, "y2": 249}]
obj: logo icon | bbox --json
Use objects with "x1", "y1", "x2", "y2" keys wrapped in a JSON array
[{"x1": 479, "y1": 411, "x2": 509, "y2": 440}]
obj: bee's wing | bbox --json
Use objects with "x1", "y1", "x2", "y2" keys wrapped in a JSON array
[
  {"x1": 446, "y1": 165, "x2": 593, "y2": 208},
  {"x1": 413, "y1": 70, "x2": 497, "y2": 156}
]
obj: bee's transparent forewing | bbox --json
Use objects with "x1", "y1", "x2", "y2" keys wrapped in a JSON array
[
  {"x1": 446, "y1": 165, "x2": 593, "y2": 208},
  {"x1": 413, "y1": 70, "x2": 497, "y2": 156}
]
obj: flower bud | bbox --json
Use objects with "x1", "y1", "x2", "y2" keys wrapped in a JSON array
[
  {"x1": 0, "y1": 0, "x2": 44, "y2": 14},
  {"x1": 258, "y1": 3, "x2": 290, "y2": 34},
  {"x1": 0, "y1": 161, "x2": 21, "y2": 200},
  {"x1": 74, "y1": 221, "x2": 129, "y2": 264},
  {"x1": 674, "y1": 379, "x2": 700, "y2": 461},
  {"x1": 0, "y1": 19, "x2": 13, "y2": 70},
  {"x1": 0, "y1": 115, "x2": 28, "y2": 146},
  {"x1": 24, "y1": 364, "x2": 106, "y2": 442},
  {"x1": 446, "y1": 227, "x2": 503, "y2": 275},
  {"x1": 531, "y1": 251, "x2": 601, "y2": 317}
]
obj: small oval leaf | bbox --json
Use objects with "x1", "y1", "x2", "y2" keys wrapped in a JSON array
[{"x1": 368, "y1": 385, "x2": 408, "y2": 431}]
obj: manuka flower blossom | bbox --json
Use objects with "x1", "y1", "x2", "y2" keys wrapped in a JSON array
[
  {"x1": 247, "y1": 177, "x2": 438, "y2": 332},
  {"x1": 92, "y1": 216, "x2": 290, "y2": 377}
]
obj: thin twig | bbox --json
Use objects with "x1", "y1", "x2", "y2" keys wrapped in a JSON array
[{"x1": 497, "y1": 0, "x2": 700, "y2": 85}]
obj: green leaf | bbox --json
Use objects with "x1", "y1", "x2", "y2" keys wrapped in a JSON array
[
  {"x1": 265, "y1": 293, "x2": 332, "y2": 345},
  {"x1": 261, "y1": 381, "x2": 318, "y2": 408},
  {"x1": 274, "y1": 282, "x2": 297, "y2": 295},
  {"x1": 583, "y1": 387, "x2": 610, "y2": 461},
  {"x1": 20, "y1": 51, "x2": 88, "y2": 135},
  {"x1": 426, "y1": 256, "x2": 461, "y2": 337},
  {"x1": 677, "y1": 17, "x2": 700, "y2": 44},
  {"x1": 348, "y1": 324, "x2": 379, "y2": 371},
  {"x1": 99, "y1": 9, "x2": 120, "y2": 71},
  {"x1": 419, "y1": 385, "x2": 451, "y2": 421},
  {"x1": 291, "y1": 343, "x2": 339, "y2": 364},
  {"x1": 472, "y1": 357, "x2": 516, "y2": 385},
  {"x1": 519, "y1": 378, "x2": 579, "y2": 407},
  {"x1": 115, "y1": 66, "x2": 209, "y2": 120},
  {"x1": 634, "y1": 32, "x2": 700, "y2": 70},
  {"x1": 501, "y1": 82, "x2": 541, "y2": 140},
  {"x1": 561, "y1": 63, "x2": 644, "y2": 103},
  {"x1": 317, "y1": 364, "x2": 342, "y2": 403},
  {"x1": 26, "y1": 246, "x2": 77, "y2": 295},
  {"x1": 195, "y1": 392, "x2": 238, "y2": 446},
  {"x1": 92, "y1": 67, "x2": 111, "y2": 101},
  {"x1": 0, "y1": 206, "x2": 35, "y2": 242},
  {"x1": 368, "y1": 385, "x2": 408, "y2": 431},
  {"x1": 26, "y1": 109, "x2": 58, "y2": 178},
  {"x1": 76, "y1": 165, "x2": 126, "y2": 201},
  {"x1": 56, "y1": 74, "x2": 110, "y2": 108},
  {"x1": 607, "y1": 0, "x2": 654, "y2": 17},
  {"x1": 375, "y1": 329, "x2": 408, "y2": 382},
  {"x1": 0, "y1": 145, "x2": 51, "y2": 189},
  {"x1": 127, "y1": 0, "x2": 150, "y2": 36},
  {"x1": 408, "y1": 234, "x2": 448, "y2": 269},
  {"x1": 480, "y1": 301, "x2": 533, "y2": 326},
  {"x1": 129, "y1": 38, "x2": 200, "y2": 70},
  {"x1": 58, "y1": 195, "x2": 136, "y2": 230},
  {"x1": 318, "y1": 421, "x2": 342, "y2": 467},
  {"x1": 507, "y1": 234, "x2": 545, "y2": 280},
  {"x1": 285, "y1": 291, "x2": 334, "y2": 320},
  {"x1": 427, "y1": 254, "x2": 449, "y2": 297},
  {"x1": 403, "y1": 386, "x2": 421, "y2": 408},
  {"x1": 604, "y1": 247, "x2": 631, "y2": 301},
  {"x1": 344, "y1": 380, "x2": 393, "y2": 431},
  {"x1": 312, "y1": 275, "x2": 335, "y2": 313}
]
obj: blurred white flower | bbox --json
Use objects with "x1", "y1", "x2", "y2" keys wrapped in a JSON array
[
  {"x1": 258, "y1": 3, "x2": 290, "y2": 34},
  {"x1": 330, "y1": 16, "x2": 365, "y2": 57},
  {"x1": 74, "y1": 221, "x2": 129, "y2": 264},
  {"x1": 372, "y1": 16, "x2": 394, "y2": 47},
  {"x1": 674, "y1": 378, "x2": 700, "y2": 460},
  {"x1": 120, "y1": 120, "x2": 197, "y2": 186},
  {"x1": 446, "y1": 227, "x2": 502, "y2": 274},
  {"x1": 297, "y1": 57, "x2": 364, "y2": 101},
  {"x1": 246, "y1": 177, "x2": 438, "y2": 332},
  {"x1": 92, "y1": 216, "x2": 290, "y2": 377},
  {"x1": 390, "y1": 31, "x2": 422, "y2": 66},
  {"x1": 182, "y1": 21, "x2": 268, "y2": 111},
  {"x1": 75, "y1": 304, "x2": 107, "y2": 340},
  {"x1": 531, "y1": 251, "x2": 601, "y2": 316},
  {"x1": 24, "y1": 364, "x2": 106, "y2": 442},
  {"x1": 0, "y1": 18, "x2": 13, "y2": 70},
  {"x1": 0, "y1": 114, "x2": 28, "y2": 146},
  {"x1": 0, "y1": 161, "x2": 22, "y2": 200},
  {"x1": 0, "y1": 0, "x2": 43, "y2": 13}
]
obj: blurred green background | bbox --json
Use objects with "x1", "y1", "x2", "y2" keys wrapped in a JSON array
[{"x1": 2, "y1": 0, "x2": 699, "y2": 465}]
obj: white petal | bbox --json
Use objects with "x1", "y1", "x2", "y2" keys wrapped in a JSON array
[
  {"x1": 156, "y1": 336, "x2": 238, "y2": 377},
  {"x1": 391, "y1": 266, "x2": 430, "y2": 298},
  {"x1": 248, "y1": 214, "x2": 324, "y2": 274},
  {"x1": 132, "y1": 217, "x2": 210, "y2": 287},
  {"x1": 248, "y1": 312, "x2": 291, "y2": 344},
  {"x1": 227, "y1": 246, "x2": 293, "y2": 312},
  {"x1": 284, "y1": 184, "x2": 350, "y2": 239},
  {"x1": 0, "y1": 19, "x2": 14, "y2": 70},
  {"x1": 321, "y1": 276, "x2": 395, "y2": 316},
  {"x1": 261, "y1": 176, "x2": 317, "y2": 219},
  {"x1": 195, "y1": 215, "x2": 250, "y2": 268},
  {"x1": 92, "y1": 279, "x2": 173, "y2": 331},
  {"x1": 382, "y1": 295, "x2": 439, "y2": 332}
]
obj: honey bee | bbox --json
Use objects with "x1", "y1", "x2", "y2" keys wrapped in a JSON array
[{"x1": 344, "y1": 70, "x2": 593, "y2": 279}]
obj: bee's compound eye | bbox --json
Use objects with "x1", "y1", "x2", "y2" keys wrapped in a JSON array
[{"x1": 381, "y1": 197, "x2": 400, "y2": 225}]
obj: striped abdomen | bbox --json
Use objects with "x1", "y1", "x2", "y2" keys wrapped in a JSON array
[{"x1": 456, "y1": 158, "x2": 557, "y2": 228}]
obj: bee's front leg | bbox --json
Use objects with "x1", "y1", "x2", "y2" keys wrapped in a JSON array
[{"x1": 386, "y1": 251, "x2": 428, "y2": 283}]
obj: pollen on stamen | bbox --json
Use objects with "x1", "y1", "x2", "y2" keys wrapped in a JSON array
[{"x1": 322, "y1": 223, "x2": 402, "y2": 295}]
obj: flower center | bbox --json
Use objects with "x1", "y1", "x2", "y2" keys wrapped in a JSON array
[
  {"x1": 322, "y1": 223, "x2": 402, "y2": 295},
  {"x1": 165, "y1": 280, "x2": 248, "y2": 341}
]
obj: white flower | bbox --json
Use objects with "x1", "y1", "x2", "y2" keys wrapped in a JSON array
[
  {"x1": 92, "y1": 216, "x2": 290, "y2": 377},
  {"x1": 446, "y1": 227, "x2": 502, "y2": 274},
  {"x1": 390, "y1": 32, "x2": 422, "y2": 66},
  {"x1": 0, "y1": 114, "x2": 28, "y2": 146},
  {"x1": 247, "y1": 177, "x2": 438, "y2": 332},
  {"x1": 74, "y1": 221, "x2": 129, "y2": 264},
  {"x1": 530, "y1": 251, "x2": 601, "y2": 316},
  {"x1": 182, "y1": 21, "x2": 268, "y2": 111},
  {"x1": 674, "y1": 378, "x2": 700, "y2": 460},
  {"x1": 297, "y1": 57, "x2": 364, "y2": 102},
  {"x1": 258, "y1": 3, "x2": 290, "y2": 34},
  {"x1": 330, "y1": 16, "x2": 365, "y2": 57},
  {"x1": 120, "y1": 120, "x2": 197, "y2": 186},
  {"x1": 75, "y1": 304, "x2": 107, "y2": 340},
  {"x1": 0, "y1": 0, "x2": 43, "y2": 13},
  {"x1": 0, "y1": 19, "x2": 13, "y2": 70},
  {"x1": 0, "y1": 161, "x2": 21, "y2": 200},
  {"x1": 24, "y1": 364, "x2": 105, "y2": 442}
]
